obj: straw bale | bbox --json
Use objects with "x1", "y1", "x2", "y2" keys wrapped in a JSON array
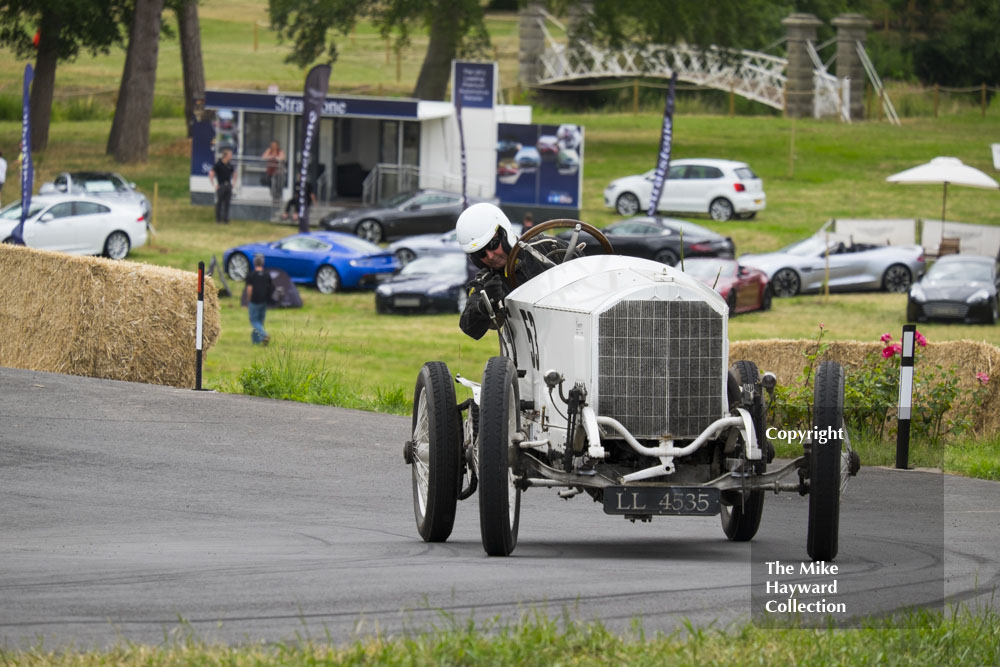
[
  {"x1": 730, "y1": 338, "x2": 1000, "y2": 435},
  {"x1": 0, "y1": 243, "x2": 220, "y2": 388}
]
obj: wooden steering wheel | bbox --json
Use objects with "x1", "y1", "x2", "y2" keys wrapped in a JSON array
[{"x1": 504, "y1": 219, "x2": 614, "y2": 288}]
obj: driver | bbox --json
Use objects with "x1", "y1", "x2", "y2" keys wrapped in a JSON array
[{"x1": 456, "y1": 203, "x2": 566, "y2": 340}]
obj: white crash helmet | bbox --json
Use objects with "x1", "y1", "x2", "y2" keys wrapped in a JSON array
[{"x1": 456, "y1": 202, "x2": 517, "y2": 255}]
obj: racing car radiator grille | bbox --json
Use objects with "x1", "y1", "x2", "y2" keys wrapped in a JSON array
[{"x1": 597, "y1": 300, "x2": 724, "y2": 439}]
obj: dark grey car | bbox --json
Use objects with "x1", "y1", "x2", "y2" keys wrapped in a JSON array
[{"x1": 321, "y1": 189, "x2": 490, "y2": 243}]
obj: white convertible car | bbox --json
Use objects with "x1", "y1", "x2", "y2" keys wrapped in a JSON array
[{"x1": 404, "y1": 220, "x2": 859, "y2": 558}]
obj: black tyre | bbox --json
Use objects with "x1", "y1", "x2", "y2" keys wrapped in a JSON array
[
  {"x1": 410, "y1": 362, "x2": 462, "y2": 542},
  {"x1": 357, "y1": 219, "x2": 384, "y2": 243},
  {"x1": 772, "y1": 268, "x2": 800, "y2": 297},
  {"x1": 725, "y1": 290, "x2": 738, "y2": 317},
  {"x1": 721, "y1": 360, "x2": 766, "y2": 541},
  {"x1": 226, "y1": 252, "x2": 250, "y2": 281},
  {"x1": 315, "y1": 265, "x2": 340, "y2": 294},
  {"x1": 478, "y1": 356, "x2": 522, "y2": 556},
  {"x1": 395, "y1": 248, "x2": 416, "y2": 265},
  {"x1": 760, "y1": 284, "x2": 773, "y2": 311},
  {"x1": 103, "y1": 231, "x2": 130, "y2": 260},
  {"x1": 615, "y1": 192, "x2": 640, "y2": 216},
  {"x1": 991, "y1": 298, "x2": 999, "y2": 325},
  {"x1": 709, "y1": 197, "x2": 735, "y2": 221},
  {"x1": 882, "y1": 263, "x2": 912, "y2": 293},
  {"x1": 808, "y1": 361, "x2": 844, "y2": 561},
  {"x1": 653, "y1": 248, "x2": 679, "y2": 266}
]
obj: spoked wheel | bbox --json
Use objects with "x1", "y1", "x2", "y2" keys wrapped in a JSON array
[
  {"x1": 226, "y1": 253, "x2": 250, "y2": 281},
  {"x1": 882, "y1": 263, "x2": 912, "y2": 293},
  {"x1": 772, "y1": 268, "x2": 800, "y2": 297},
  {"x1": 315, "y1": 265, "x2": 340, "y2": 294},
  {"x1": 615, "y1": 192, "x2": 640, "y2": 216},
  {"x1": 807, "y1": 361, "x2": 845, "y2": 561},
  {"x1": 409, "y1": 362, "x2": 462, "y2": 542},
  {"x1": 478, "y1": 356, "x2": 522, "y2": 556},
  {"x1": 356, "y1": 219, "x2": 384, "y2": 243},
  {"x1": 720, "y1": 360, "x2": 766, "y2": 541},
  {"x1": 103, "y1": 231, "x2": 131, "y2": 260}
]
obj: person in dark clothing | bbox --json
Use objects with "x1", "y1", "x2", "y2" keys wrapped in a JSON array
[
  {"x1": 456, "y1": 203, "x2": 567, "y2": 341},
  {"x1": 209, "y1": 149, "x2": 236, "y2": 223},
  {"x1": 246, "y1": 253, "x2": 273, "y2": 345}
]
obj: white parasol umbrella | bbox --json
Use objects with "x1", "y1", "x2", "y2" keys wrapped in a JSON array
[{"x1": 886, "y1": 156, "x2": 999, "y2": 221}]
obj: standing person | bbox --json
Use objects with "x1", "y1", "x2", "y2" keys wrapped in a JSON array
[
  {"x1": 456, "y1": 203, "x2": 566, "y2": 340},
  {"x1": 246, "y1": 254, "x2": 273, "y2": 345},
  {"x1": 0, "y1": 150, "x2": 6, "y2": 206},
  {"x1": 521, "y1": 211, "x2": 534, "y2": 230},
  {"x1": 261, "y1": 140, "x2": 286, "y2": 221},
  {"x1": 209, "y1": 149, "x2": 235, "y2": 224}
]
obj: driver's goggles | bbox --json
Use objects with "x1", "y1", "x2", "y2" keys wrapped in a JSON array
[{"x1": 472, "y1": 231, "x2": 503, "y2": 259}]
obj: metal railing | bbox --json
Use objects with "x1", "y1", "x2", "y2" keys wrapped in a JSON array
[{"x1": 362, "y1": 164, "x2": 493, "y2": 204}]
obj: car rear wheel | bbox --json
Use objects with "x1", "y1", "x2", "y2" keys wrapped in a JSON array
[
  {"x1": 881, "y1": 264, "x2": 912, "y2": 293},
  {"x1": 478, "y1": 356, "x2": 521, "y2": 556},
  {"x1": 807, "y1": 361, "x2": 844, "y2": 561},
  {"x1": 315, "y1": 265, "x2": 340, "y2": 294},
  {"x1": 357, "y1": 219, "x2": 384, "y2": 243},
  {"x1": 653, "y1": 248, "x2": 679, "y2": 266},
  {"x1": 103, "y1": 231, "x2": 130, "y2": 260},
  {"x1": 772, "y1": 268, "x2": 800, "y2": 297},
  {"x1": 409, "y1": 362, "x2": 462, "y2": 542},
  {"x1": 395, "y1": 248, "x2": 416, "y2": 265},
  {"x1": 615, "y1": 192, "x2": 640, "y2": 216},
  {"x1": 721, "y1": 360, "x2": 767, "y2": 542},
  {"x1": 226, "y1": 253, "x2": 250, "y2": 281},
  {"x1": 709, "y1": 198, "x2": 735, "y2": 221}
]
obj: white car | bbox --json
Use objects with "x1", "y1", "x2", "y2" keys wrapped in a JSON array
[
  {"x1": 39, "y1": 171, "x2": 152, "y2": 223},
  {"x1": 0, "y1": 194, "x2": 148, "y2": 260},
  {"x1": 405, "y1": 220, "x2": 858, "y2": 558},
  {"x1": 604, "y1": 158, "x2": 766, "y2": 221}
]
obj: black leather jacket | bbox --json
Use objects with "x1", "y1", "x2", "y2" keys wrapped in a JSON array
[{"x1": 459, "y1": 237, "x2": 568, "y2": 340}]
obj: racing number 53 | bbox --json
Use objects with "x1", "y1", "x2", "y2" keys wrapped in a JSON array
[{"x1": 520, "y1": 309, "x2": 540, "y2": 370}]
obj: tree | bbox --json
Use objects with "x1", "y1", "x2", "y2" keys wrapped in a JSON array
[
  {"x1": 172, "y1": 0, "x2": 206, "y2": 137},
  {"x1": 268, "y1": 0, "x2": 489, "y2": 100},
  {"x1": 107, "y1": 0, "x2": 165, "y2": 163},
  {"x1": 0, "y1": 0, "x2": 128, "y2": 151}
]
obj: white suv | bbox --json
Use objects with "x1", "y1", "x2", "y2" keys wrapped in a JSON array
[{"x1": 604, "y1": 158, "x2": 766, "y2": 221}]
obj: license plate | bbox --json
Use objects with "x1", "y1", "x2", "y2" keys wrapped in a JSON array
[
  {"x1": 393, "y1": 296, "x2": 421, "y2": 307},
  {"x1": 603, "y1": 486, "x2": 720, "y2": 516}
]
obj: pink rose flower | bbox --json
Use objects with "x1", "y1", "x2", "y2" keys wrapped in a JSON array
[
  {"x1": 976, "y1": 372, "x2": 990, "y2": 385},
  {"x1": 882, "y1": 345, "x2": 896, "y2": 359},
  {"x1": 880, "y1": 333, "x2": 892, "y2": 343},
  {"x1": 915, "y1": 331, "x2": 928, "y2": 347}
]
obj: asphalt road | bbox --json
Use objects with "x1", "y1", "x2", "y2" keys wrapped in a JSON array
[{"x1": 2, "y1": 366, "x2": 998, "y2": 650}]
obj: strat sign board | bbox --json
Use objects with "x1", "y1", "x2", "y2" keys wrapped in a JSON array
[
  {"x1": 204, "y1": 90, "x2": 418, "y2": 119},
  {"x1": 495, "y1": 122, "x2": 584, "y2": 209}
]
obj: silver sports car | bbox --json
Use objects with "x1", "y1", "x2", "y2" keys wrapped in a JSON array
[{"x1": 740, "y1": 233, "x2": 925, "y2": 297}]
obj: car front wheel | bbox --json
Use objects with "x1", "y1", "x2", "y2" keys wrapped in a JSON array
[
  {"x1": 478, "y1": 355, "x2": 522, "y2": 556},
  {"x1": 315, "y1": 264, "x2": 340, "y2": 294},
  {"x1": 807, "y1": 361, "x2": 845, "y2": 562},
  {"x1": 357, "y1": 219, "x2": 384, "y2": 243},
  {"x1": 771, "y1": 268, "x2": 800, "y2": 297},
  {"x1": 395, "y1": 248, "x2": 416, "y2": 265},
  {"x1": 709, "y1": 198, "x2": 735, "y2": 221},
  {"x1": 226, "y1": 253, "x2": 250, "y2": 281},
  {"x1": 653, "y1": 248, "x2": 679, "y2": 266},
  {"x1": 615, "y1": 192, "x2": 640, "y2": 216},
  {"x1": 103, "y1": 231, "x2": 131, "y2": 260}
]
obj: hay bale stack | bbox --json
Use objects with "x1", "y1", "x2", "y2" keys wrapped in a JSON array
[
  {"x1": 0, "y1": 243, "x2": 220, "y2": 388},
  {"x1": 730, "y1": 338, "x2": 1000, "y2": 435}
]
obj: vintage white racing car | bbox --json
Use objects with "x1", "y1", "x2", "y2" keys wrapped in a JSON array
[{"x1": 404, "y1": 221, "x2": 859, "y2": 558}]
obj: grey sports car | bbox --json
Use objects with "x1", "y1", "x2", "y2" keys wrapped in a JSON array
[
  {"x1": 740, "y1": 233, "x2": 925, "y2": 297},
  {"x1": 386, "y1": 224, "x2": 523, "y2": 265},
  {"x1": 320, "y1": 189, "x2": 493, "y2": 244}
]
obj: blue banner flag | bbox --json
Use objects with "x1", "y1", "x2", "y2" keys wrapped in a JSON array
[
  {"x1": 646, "y1": 72, "x2": 678, "y2": 217},
  {"x1": 297, "y1": 64, "x2": 331, "y2": 232},
  {"x1": 11, "y1": 64, "x2": 33, "y2": 245}
]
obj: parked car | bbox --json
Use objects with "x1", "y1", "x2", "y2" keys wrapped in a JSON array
[
  {"x1": 559, "y1": 216, "x2": 735, "y2": 266},
  {"x1": 907, "y1": 254, "x2": 999, "y2": 324},
  {"x1": 603, "y1": 158, "x2": 766, "y2": 221},
  {"x1": 375, "y1": 253, "x2": 470, "y2": 315},
  {"x1": 739, "y1": 233, "x2": 925, "y2": 298},
  {"x1": 0, "y1": 194, "x2": 147, "y2": 259},
  {"x1": 682, "y1": 258, "x2": 772, "y2": 314},
  {"x1": 39, "y1": 171, "x2": 151, "y2": 223},
  {"x1": 223, "y1": 232, "x2": 398, "y2": 294},
  {"x1": 320, "y1": 189, "x2": 490, "y2": 244},
  {"x1": 387, "y1": 224, "x2": 523, "y2": 266}
]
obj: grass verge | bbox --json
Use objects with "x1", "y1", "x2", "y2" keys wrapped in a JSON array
[{"x1": 3, "y1": 606, "x2": 998, "y2": 665}]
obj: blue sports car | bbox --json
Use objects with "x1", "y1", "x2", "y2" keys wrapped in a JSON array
[{"x1": 223, "y1": 232, "x2": 398, "y2": 293}]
